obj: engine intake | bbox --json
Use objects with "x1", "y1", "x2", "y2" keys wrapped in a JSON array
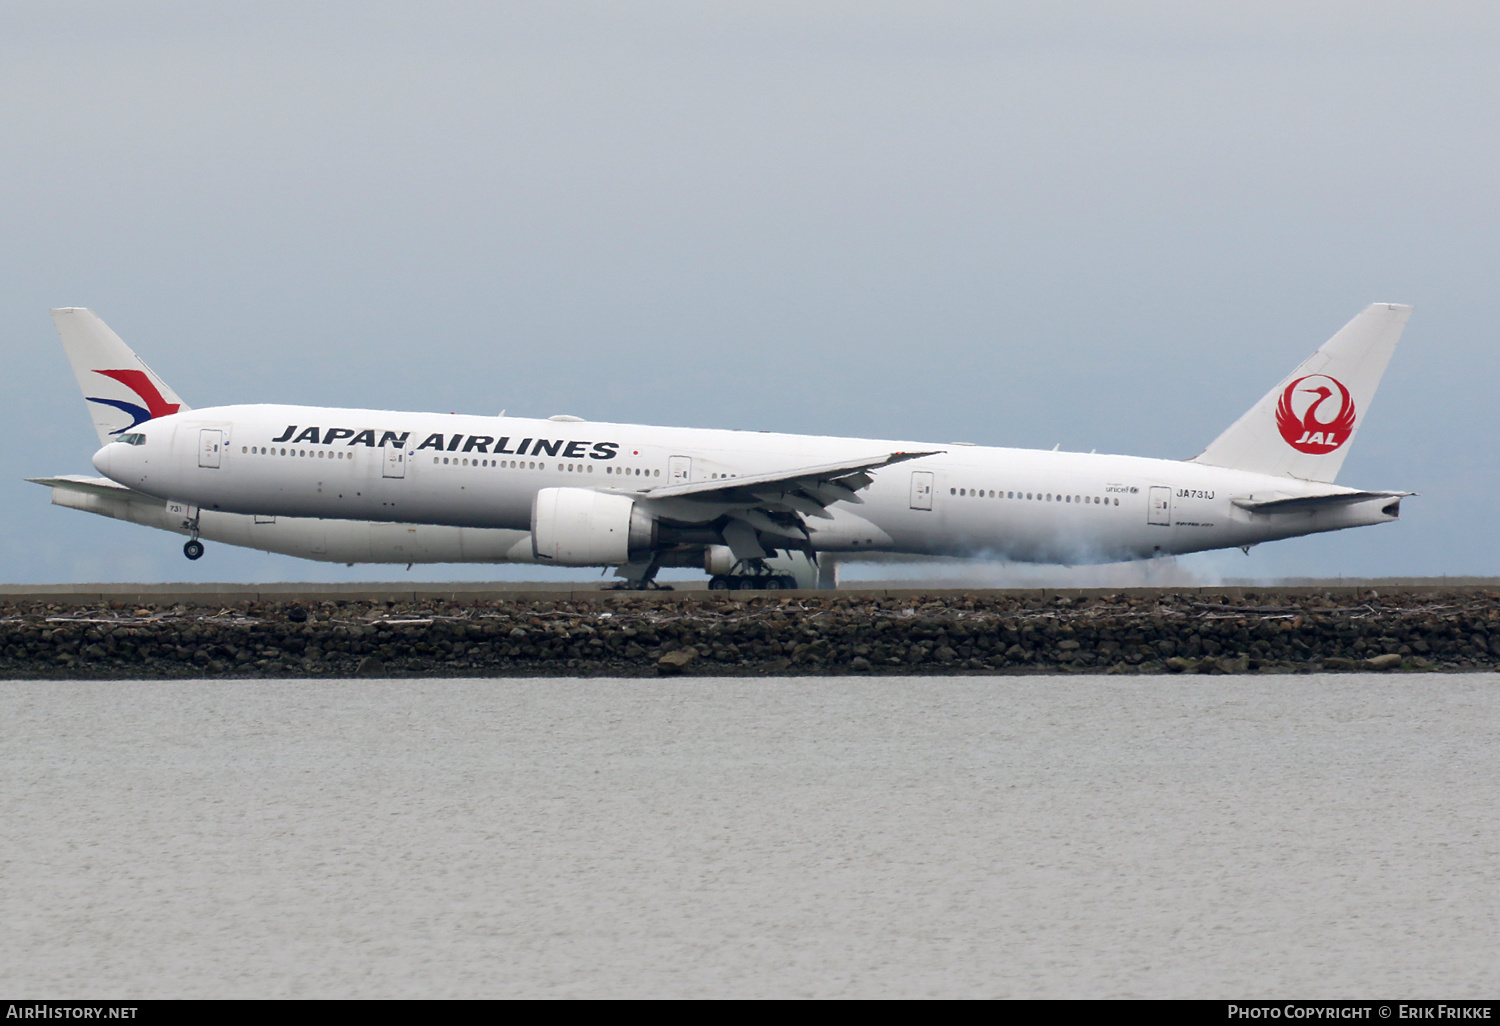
[{"x1": 531, "y1": 487, "x2": 656, "y2": 565}]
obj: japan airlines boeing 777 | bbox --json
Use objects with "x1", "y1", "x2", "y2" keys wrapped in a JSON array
[{"x1": 52, "y1": 304, "x2": 1412, "y2": 589}]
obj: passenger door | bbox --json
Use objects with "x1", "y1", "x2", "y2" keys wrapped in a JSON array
[
  {"x1": 909, "y1": 471, "x2": 934, "y2": 510},
  {"x1": 1148, "y1": 486, "x2": 1171, "y2": 526},
  {"x1": 383, "y1": 445, "x2": 407, "y2": 479},
  {"x1": 669, "y1": 456, "x2": 692, "y2": 485},
  {"x1": 198, "y1": 429, "x2": 223, "y2": 468}
]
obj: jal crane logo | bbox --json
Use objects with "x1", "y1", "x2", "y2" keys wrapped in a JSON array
[{"x1": 1275, "y1": 374, "x2": 1356, "y2": 454}]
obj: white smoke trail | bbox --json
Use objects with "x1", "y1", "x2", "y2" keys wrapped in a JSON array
[{"x1": 831, "y1": 549, "x2": 1253, "y2": 589}]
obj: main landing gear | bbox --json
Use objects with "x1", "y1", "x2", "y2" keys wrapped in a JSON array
[{"x1": 708, "y1": 559, "x2": 798, "y2": 592}]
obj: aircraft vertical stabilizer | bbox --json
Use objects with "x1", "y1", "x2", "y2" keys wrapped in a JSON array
[
  {"x1": 1190, "y1": 303, "x2": 1410, "y2": 483},
  {"x1": 52, "y1": 308, "x2": 190, "y2": 445}
]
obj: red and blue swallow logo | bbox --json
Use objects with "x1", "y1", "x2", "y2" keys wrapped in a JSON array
[{"x1": 86, "y1": 369, "x2": 180, "y2": 434}]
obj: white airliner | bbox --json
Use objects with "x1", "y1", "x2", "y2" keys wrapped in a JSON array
[{"x1": 47, "y1": 304, "x2": 1412, "y2": 589}]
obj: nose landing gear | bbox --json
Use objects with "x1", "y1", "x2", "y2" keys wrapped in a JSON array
[{"x1": 178, "y1": 505, "x2": 204, "y2": 560}]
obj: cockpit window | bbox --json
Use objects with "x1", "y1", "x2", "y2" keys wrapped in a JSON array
[{"x1": 118, "y1": 433, "x2": 147, "y2": 446}]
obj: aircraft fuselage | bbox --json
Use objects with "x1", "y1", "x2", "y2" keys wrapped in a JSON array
[{"x1": 92, "y1": 404, "x2": 1398, "y2": 566}]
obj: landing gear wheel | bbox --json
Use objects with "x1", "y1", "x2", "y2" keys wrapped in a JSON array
[
  {"x1": 733, "y1": 575, "x2": 760, "y2": 591},
  {"x1": 183, "y1": 539, "x2": 205, "y2": 561},
  {"x1": 760, "y1": 576, "x2": 783, "y2": 591},
  {"x1": 708, "y1": 575, "x2": 732, "y2": 591},
  {"x1": 777, "y1": 575, "x2": 798, "y2": 590}
]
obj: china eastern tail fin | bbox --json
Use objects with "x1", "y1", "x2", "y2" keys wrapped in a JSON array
[
  {"x1": 52, "y1": 308, "x2": 190, "y2": 445},
  {"x1": 1189, "y1": 303, "x2": 1411, "y2": 483}
]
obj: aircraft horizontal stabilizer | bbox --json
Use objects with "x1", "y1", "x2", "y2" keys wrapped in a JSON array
[
  {"x1": 27, "y1": 474, "x2": 137, "y2": 497},
  {"x1": 1231, "y1": 490, "x2": 1413, "y2": 514}
]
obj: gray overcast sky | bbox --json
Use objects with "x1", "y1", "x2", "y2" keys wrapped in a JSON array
[{"x1": 3, "y1": 1, "x2": 1497, "y2": 585}]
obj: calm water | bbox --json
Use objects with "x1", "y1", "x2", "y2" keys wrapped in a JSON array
[{"x1": 2, "y1": 674, "x2": 1497, "y2": 998}]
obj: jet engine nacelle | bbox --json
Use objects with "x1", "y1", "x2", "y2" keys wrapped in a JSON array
[
  {"x1": 704, "y1": 544, "x2": 736, "y2": 576},
  {"x1": 531, "y1": 487, "x2": 656, "y2": 565}
]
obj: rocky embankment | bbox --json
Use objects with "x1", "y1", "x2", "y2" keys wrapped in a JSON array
[{"x1": 4, "y1": 589, "x2": 1500, "y2": 678}]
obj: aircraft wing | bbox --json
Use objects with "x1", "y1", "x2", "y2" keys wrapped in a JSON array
[
  {"x1": 638, "y1": 450, "x2": 939, "y2": 503},
  {"x1": 1231, "y1": 490, "x2": 1413, "y2": 514},
  {"x1": 623, "y1": 450, "x2": 941, "y2": 560}
]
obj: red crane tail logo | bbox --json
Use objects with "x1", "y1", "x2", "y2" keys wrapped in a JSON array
[{"x1": 1275, "y1": 374, "x2": 1356, "y2": 454}]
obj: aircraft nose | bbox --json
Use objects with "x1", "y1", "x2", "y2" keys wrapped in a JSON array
[{"x1": 92, "y1": 443, "x2": 113, "y2": 477}]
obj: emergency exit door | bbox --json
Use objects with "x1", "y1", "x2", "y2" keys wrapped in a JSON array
[
  {"x1": 910, "y1": 471, "x2": 934, "y2": 510},
  {"x1": 669, "y1": 456, "x2": 692, "y2": 484}
]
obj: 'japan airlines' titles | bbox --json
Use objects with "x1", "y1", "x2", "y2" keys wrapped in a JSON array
[{"x1": 268, "y1": 425, "x2": 620, "y2": 460}]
